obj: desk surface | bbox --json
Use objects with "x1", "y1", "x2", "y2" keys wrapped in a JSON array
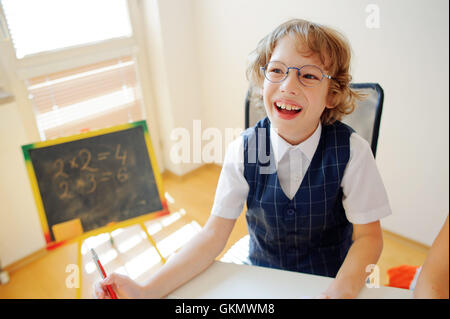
[{"x1": 169, "y1": 261, "x2": 413, "y2": 299}]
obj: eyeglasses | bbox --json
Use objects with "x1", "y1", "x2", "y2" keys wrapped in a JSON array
[{"x1": 260, "y1": 61, "x2": 332, "y2": 88}]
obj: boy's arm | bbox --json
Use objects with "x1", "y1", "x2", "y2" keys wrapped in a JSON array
[
  {"x1": 141, "y1": 215, "x2": 236, "y2": 298},
  {"x1": 140, "y1": 137, "x2": 245, "y2": 298},
  {"x1": 413, "y1": 215, "x2": 449, "y2": 299},
  {"x1": 319, "y1": 220, "x2": 383, "y2": 299}
]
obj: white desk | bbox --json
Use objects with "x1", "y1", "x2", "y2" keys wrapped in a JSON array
[{"x1": 169, "y1": 261, "x2": 413, "y2": 299}]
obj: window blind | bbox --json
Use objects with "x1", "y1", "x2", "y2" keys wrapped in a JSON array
[{"x1": 27, "y1": 56, "x2": 145, "y2": 140}]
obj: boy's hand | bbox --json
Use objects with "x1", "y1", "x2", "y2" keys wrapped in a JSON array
[{"x1": 93, "y1": 273, "x2": 144, "y2": 299}]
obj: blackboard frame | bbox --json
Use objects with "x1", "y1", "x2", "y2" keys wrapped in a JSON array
[{"x1": 22, "y1": 120, "x2": 169, "y2": 249}]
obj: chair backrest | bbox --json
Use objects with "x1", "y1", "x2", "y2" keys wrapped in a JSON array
[{"x1": 244, "y1": 82, "x2": 384, "y2": 157}]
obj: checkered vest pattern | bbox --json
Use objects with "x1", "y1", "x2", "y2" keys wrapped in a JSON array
[{"x1": 242, "y1": 117, "x2": 354, "y2": 277}]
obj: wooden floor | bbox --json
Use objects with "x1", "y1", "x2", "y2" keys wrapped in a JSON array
[{"x1": 0, "y1": 164, "x2": 430, "y2": 298}]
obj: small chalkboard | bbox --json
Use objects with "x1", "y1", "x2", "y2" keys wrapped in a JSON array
[{"x1": 22, "y1": 121, "x2": 168, "y2": 246}]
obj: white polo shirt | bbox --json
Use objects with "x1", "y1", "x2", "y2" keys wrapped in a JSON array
[{"x1": 211, "y1": 123, "x2": 392, "y2": 224}]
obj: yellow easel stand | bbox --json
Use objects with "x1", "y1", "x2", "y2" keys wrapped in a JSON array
[{"x1": 139, "y1": 222, "x2": 166, "y2": 264}]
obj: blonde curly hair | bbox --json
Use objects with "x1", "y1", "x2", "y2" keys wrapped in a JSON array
[{"x1": 246, "y1": 19, "x2": 363, "y2": 125}]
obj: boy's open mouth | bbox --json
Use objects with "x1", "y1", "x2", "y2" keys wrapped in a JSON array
[{"x1": 274, "y1": 101, "x2": 302, "y2": 114}]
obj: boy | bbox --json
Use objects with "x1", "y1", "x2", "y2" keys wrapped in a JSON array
[{"x1": 95, "y1": 19, "x2": 391, "y2": 299}]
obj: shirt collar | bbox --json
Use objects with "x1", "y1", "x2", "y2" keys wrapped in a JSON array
[{"x1": 269, "y1": 122, "x2": 322, "y2": 164}]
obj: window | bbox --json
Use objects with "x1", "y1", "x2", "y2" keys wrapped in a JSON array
[
  {"x1": 0, "y1": 0, "x2": 150, "y2": 141},
  {"x1": 1, "y1": 0, "x2": 132, "y2": 59},
  {"x1": 27, "y1": 56, "x2": 145, "y2": 140}
]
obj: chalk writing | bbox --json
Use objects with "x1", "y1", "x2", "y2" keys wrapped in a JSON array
[{"x1": 52, "y1": 144, "x2": 129, "y2": 200}]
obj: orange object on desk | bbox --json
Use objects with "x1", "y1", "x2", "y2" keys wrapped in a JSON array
[{"x1": 387, "y1": 265, "x2": 420, "y2": 289}]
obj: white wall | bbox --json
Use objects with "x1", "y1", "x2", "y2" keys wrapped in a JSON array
[
  {"x1": 191, "y1": 0, "x2": 449, "y2": 245},
  {"x1": 0, "y1": 102, "x2": 46, "y2": 267},
  {"x1": 140, "y1": 0, "x2": 204, "y2": 175}
]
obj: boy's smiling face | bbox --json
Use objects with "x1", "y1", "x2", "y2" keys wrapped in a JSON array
[{"x1": 263, "y1": 35, "x2": 334, "y2": 145}]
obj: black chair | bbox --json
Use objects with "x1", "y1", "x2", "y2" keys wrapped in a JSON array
[{"x1": 244, "y1": 83, "x2": 384, "y2": 157}]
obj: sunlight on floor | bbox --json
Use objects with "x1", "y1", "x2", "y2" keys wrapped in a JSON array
[
  {"x1": 157, "y1": 221, "x2": 202, "y2": 258},
  {"x1": 116, "y1": 233, "x2": 144, "y2": 253},
  {"x1": 164, "y1": 191, "x2": 175, "y2": 204},
  {"x1": 220, "y1": 235, "x2": 250, "y2": 265},
  {"x1": 84, "y1": 249, "x2": 118, "y2": 274},
  {"x1": 124, "y1": 247, "x2": 162, "y2": 280},
  {"x1": 80, "y1": 194, "x2": 202, "y2": 282}
]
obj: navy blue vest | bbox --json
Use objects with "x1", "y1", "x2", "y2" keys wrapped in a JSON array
[{"x1": 242, "y1": 117, "x2": 354, "y2": 278}]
